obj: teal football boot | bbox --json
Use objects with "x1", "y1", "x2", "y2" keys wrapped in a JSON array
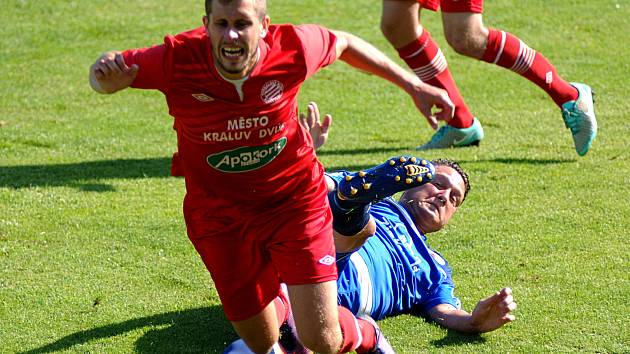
[
  {"x1": 561, "y1": 83, "x2": 597, "y2": 156},
  {"x1": 416, "y1": 117, "x2": 484, "y2": 150}
]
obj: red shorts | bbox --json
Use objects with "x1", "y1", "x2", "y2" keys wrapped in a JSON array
[
  {"x1": 183, "y1": 164, "x2": 337, "y2": 321},
  {"x1": 419, "y1": 0, "x2": 484, "y2": 13}
]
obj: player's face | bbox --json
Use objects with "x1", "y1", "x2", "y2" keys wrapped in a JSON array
[
  {"x1": 400, "y1": 165, "x2": 465, "y2": 234},
  {"x1": 204, "y1": 0, "x2": 270, "y2": 79}
]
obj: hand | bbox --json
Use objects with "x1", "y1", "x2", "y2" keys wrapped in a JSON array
[
  {"x1": 89, "y1": 51, "x2": 138, "y2": 94},
  {"x1": 408, "y1": 78, "x2": 454, "y2": 130},
  {"x1": 299, "y1": 102, "x2": 332, "y2": 150},
  {"x1": 470, "y1": 287, "x2": 517, "y2": 333}
]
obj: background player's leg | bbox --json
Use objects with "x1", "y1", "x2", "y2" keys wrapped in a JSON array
[
  {"x1": 381, "y1": 0, "x2": 482, "y2": 149},
  {"x1": 442, "y1": 12, "x2": 578, "y2": 106},
  {"x1": 442, "y1": 11, "x2": 596, "y2": 155}
]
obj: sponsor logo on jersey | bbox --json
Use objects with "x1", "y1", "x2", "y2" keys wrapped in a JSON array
[
  {"x1": 206, "y1": 137, "x2": 287, "y2": 173},
  {"x1": 318, "y1": 255, "x2": 335, "y2": 266},
  {"x1": 261, "y1": 80, "x2": 283, "y2": 104},
  {"x1": 192, "y1": 93, "x2": 214, "y2": 102}
]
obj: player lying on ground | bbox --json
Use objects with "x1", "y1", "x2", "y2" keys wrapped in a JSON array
[
  {"x1": 225, "y1": 104, "x2": 516, "y2": 353},
  {"x1": 307, "y1": 102, "x2": 517, "y2": 333}
]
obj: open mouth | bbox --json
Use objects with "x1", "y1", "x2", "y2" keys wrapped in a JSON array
[{"x1": 222, "y1": 46, "x2": 245, "y2": 59}]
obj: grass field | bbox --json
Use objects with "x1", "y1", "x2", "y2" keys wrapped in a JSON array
[{"x1": 1, "y1": 0, "x2": 629, "y2": 353}]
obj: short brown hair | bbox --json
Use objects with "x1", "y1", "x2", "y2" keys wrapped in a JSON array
[{"x1": 205, "y1": 0, "x2": 267, "y2": 19}]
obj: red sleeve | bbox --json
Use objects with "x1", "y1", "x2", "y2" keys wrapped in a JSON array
[
  {"x1": 293, "y1": 24, "x2": 338, "y2": 79},
  {"x1": 121, "y1": 36, "x2": 176, "y2": 92}
]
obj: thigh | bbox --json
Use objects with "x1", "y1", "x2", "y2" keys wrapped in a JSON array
[
  {"x1": 269, "y1": 182, "x2": 337, "y2": 287},
  {"x1": 185, "y1": 209, "x2": 281, "y2": 322}
]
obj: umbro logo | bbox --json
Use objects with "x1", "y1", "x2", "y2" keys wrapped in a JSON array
[
  {"x1": 318, "y1": 255, "x2": 335, "y2": 266},
  {"x1": 192, "y1": 93, "x2": 214, "y2": 102},
  {"x1": 545, "y1": 71, "x2": 553, "y2": 85}
]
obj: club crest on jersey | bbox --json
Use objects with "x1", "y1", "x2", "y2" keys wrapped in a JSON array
[
  {"x1": 207, "y1": 137, "x2": 287, "y2": 173},
  {"x1": 260, "y1": 80, "x2": 283, "y2": 104}
]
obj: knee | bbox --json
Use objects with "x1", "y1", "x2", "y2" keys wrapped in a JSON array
[
  {"x1": 239, "y1": 330, "x2": 279, "y2": 354},
  {"x1": 240, "y1": 338, "x2": 277, "y2": 354},
  {"x1": 444, "y1": 24, "x2": 488, "y2": 58},
  {"x1": 298, "y1": 326, "x2": 343, "y2": 354},
  {"x1": 380, "y1": 16, "x2": 399, "y2": 42}
]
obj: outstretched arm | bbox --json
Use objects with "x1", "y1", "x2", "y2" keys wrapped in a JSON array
[
  {"x1": 427, "y1": 288, "x2": 517, "y2": 333},
  {"x1": 89, "y1": 51, "x2": 138, "y2": 94},
  {"x1": 332, "y1": 30, "x2": 454, "y2": 130}
]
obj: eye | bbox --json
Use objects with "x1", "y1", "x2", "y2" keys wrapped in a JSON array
[
  {"x1": 214, "y1": 20, "x2": 228, "y2": 28},
  {"x1": 234, "y1": 20, "x2": 252, "y2": 30}
]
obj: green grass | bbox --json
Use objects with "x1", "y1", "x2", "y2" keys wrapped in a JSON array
[{"x1": 1, "y1": 0, "x2": 629, "y2": 353}]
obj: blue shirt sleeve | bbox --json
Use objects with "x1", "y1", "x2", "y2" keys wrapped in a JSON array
[{"x1": 420, "y1": 282, "x2": 462, "y2": 313}]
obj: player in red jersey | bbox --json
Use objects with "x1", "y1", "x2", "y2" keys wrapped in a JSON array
[
  {"x1": 381, "y1": 0, "x2": 597, "y2": 155},
  {"x1": 89, "y1": 0, "x2": 454, "y2": 353}
]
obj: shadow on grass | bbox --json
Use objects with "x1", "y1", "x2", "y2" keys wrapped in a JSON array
[
  {"x1": 317, "y1": 146, "x2": 410, "y2": 156},
  {"x1": 0, "y1": 157, "x2": 173, "y2": 190},
  {"x1": 0, "y1": 154, "x2": 572, "y2": 191},
  {"x1": 460, "y1": 157, "x2": 575, "y2": 165},
  {"x1": 430, "y1": 330, "x2": 486, "y2": 348},
  {"x1": 21, "y1": 306, "x2": 236, "y2": 354}
]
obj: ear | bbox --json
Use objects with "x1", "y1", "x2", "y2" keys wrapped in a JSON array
[
  {"x1": 202, "y1": 15, "x2": 210, "y2": 36},
  {"x1": 260, "y1": 15, "x2": 270, "y2": 38}
]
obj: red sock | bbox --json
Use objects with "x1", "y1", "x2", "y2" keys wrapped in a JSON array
[
  {"x1": 482, "y1": 29, "x2": 578, "y2": 107},
  {"x1": 397, "y1": 30, "x2": 474, "y2": 128},
  {"x1": 336, "y1": 306, "x2": 376, "y2": 353}
]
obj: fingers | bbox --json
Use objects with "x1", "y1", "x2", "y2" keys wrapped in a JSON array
[
  {"x1": 321, "y1": 114, "x2": 332, "y2": 134},
  {"x1": 307, "y1": 101, "x2": 319, "y2": 125},
  {"x1": 438, "y1": 93, "x2": 455, "y2": 121},
  {"x1": 479, "y1": 288, "x2": 517, "y2": 315},
  {"x1": 93, "y1": 52, "x2": 136, "y2": 79},
  {"x1": 419, "y1": 105, "x2": 438, "y2": 131},
  {"x1": 298, "y1": 112, "x2": 308, "y2": 129}
]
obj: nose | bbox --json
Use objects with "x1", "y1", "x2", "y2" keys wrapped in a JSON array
[
  {"x1": 226, "y1": 28, "x2": 239, "y2": 42},
  {"x1": 435, "y1": 189, "x2": 449, "y2": 206}
]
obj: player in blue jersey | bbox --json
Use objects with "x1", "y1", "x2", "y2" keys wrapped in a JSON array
[
  {"x1": 301, "y1": 102, "x2": 516, "y2": 334},
  {"x1": 327, "y1": 158, "x2": 516, "y2": 333}
]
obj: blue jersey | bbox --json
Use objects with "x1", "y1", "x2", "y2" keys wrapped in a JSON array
[{"x1": 336, "y1": 198, "x2": 461, "y2": 320}]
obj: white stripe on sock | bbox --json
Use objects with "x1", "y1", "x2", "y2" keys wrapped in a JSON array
[
  {"x1": 492, "y1": 31, "x2": 507, "y2": 64},
  {"x1": 412, "y1": 49, "x2": 447, "y2": 81}
]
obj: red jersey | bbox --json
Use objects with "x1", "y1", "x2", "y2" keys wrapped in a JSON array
[{"x1": 122, "y1": 24, "x2": 338, "y2": 204}]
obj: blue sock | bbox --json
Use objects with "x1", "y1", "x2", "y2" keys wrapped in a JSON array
[{"x1": 328, "y1": 191, "x2": 371, "y2": 236}]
